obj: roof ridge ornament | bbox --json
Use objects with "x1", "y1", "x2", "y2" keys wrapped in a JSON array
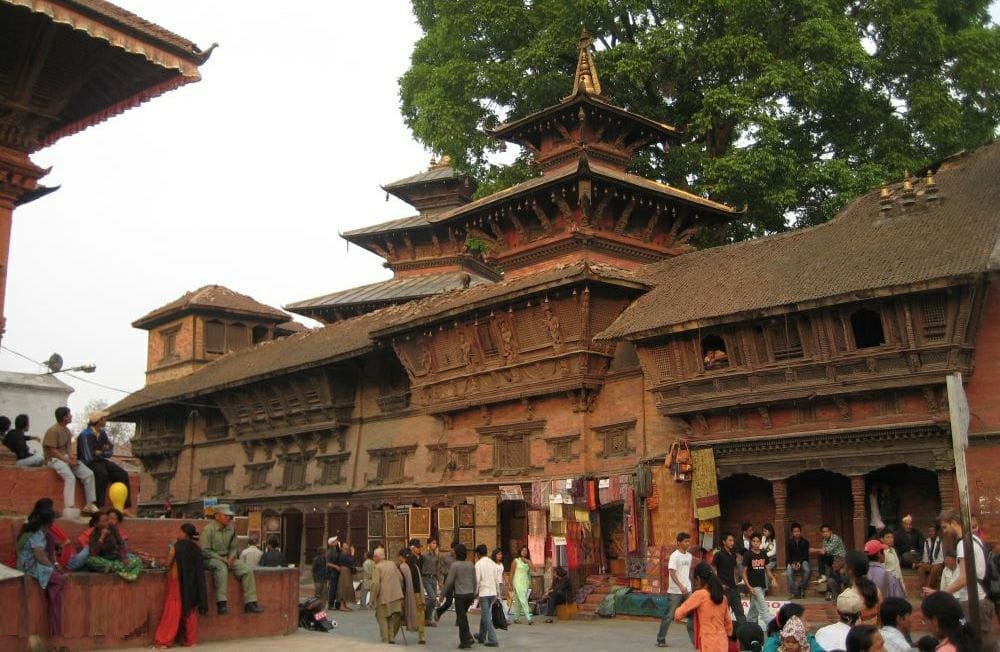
[{"x1": 565, "y1": 27, "x2": 603, "y2": 100}]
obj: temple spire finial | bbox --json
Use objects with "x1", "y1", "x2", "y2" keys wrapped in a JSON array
[{"x1": 566, "y1": 27, "x2": 603, "y2": 100}]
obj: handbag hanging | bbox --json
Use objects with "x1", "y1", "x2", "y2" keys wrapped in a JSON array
[{"x1": 491, "y1": 598, "x2": 509, "y2": 630}]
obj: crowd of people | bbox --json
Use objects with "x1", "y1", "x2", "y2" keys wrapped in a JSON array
[
  {"x1": 656, "y1": 512, "x2": 1000, "y2": 652},
  {"x1": 1, "y1": 407, "x2": 132, "y2": 514}
]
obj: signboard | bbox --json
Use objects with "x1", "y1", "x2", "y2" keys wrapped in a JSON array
[{"x1": 202, "y1": 497, "x2": 218, "y2": 517}]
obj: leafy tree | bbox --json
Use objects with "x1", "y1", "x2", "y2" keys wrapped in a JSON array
[
  {"x1": 400, "y1": 0, "x2": 1000, "y2": 238},
  {"x1": 72, "y1": 398, "x2": 135, "y2": 444}
]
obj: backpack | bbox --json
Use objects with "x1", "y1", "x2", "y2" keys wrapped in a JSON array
[{"x1": 975, "y1": 536, "x2": 1000, "y2": 600}]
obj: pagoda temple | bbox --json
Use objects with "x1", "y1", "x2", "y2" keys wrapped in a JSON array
[{"x1": 109, "y1": 30, "x2": 1000, "y2": 606}]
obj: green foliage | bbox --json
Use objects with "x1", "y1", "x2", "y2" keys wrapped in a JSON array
[
  {"x1": 464, "y1": 236, "x2": 490, "y2": 256},
  {"x1": 400, "y1": 0, "x2": 1000, "y2": 238}
]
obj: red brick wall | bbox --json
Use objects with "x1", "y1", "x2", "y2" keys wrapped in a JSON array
[
  {"x1": 0, "y1": 565, "x2": 299, "y2": 650},
  {"x1": 0, "y1": 466, "x2": 139, "y2": 517},
  {"x1": 964, "y1": 283, "x2": 1000, "y2": 536}
]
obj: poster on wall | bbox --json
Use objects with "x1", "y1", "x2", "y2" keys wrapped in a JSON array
[
  {"x1": 475, "y1": 495, "x2": 497, "y2": 526},
  {"x1": 459, "y1": 527, "x2": 475, "y2": 548}
]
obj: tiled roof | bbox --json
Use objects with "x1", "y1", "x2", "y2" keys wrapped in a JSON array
[
  {"x1": 132, "y1": 285, "x2": 289, "y2": 329},
  {"x1": 383, "y1": 165, "x2": 460, "y2": 189},
  {"x1": 341, "y1": 214, "x2": 429, "y2": 238},
  {"x1": 427, "y1": 158, "x2": 735, "y2": 225},
  {"x1": 285, "y1": 272, "x2": 495, "y2": 313},
  {"x1": 600, "y1": 142, "x2": 1000, "y2": 340},
  {"x1": 68, "y1": 0, "x2": 206, "y2": 58},
  {"x1": 370, "y1": 261, "x2": 645, "y2": 337},
  {"x1": 108, "y1": 263, "x2": 644, "y2": 416},
  {"x1": 108, "y1": 308, "x2": 385, "y2": 417}
]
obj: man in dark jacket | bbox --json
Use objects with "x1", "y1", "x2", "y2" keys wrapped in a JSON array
[
  {"x1": 2, "y1": 414, "x2": 44, "y2": 467},
  {"x1": 258, "y1": 537, "x2": 287, "y2": 567}
]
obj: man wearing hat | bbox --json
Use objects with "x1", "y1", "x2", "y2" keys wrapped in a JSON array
[
  {"x1": 77, "y1": 410, "x2": 131, "y2": 508},
  {"x1": 201, "y1": 504, "x2": 263, "y2": 614},
  {"x1": 864, "y1": 538, "x2": 906, "y2": 598},
  {"x1": 815, "y1": 588, "x2": 862, "y2": 651}
]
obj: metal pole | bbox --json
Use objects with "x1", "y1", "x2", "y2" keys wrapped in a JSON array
[{"x1": 946, "y1": 373, "x2": 980, "y2": 636}]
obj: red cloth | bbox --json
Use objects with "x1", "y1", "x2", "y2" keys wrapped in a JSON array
[
  {"x1": 586, "y1": 480, "x2": 598, "y2": 510},
  {"x1": 155, "y1": 574, "x2": 199, "y2": 647}
]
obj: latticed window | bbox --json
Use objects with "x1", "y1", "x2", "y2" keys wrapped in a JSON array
[
  {"x1": 604, "y1": 428, "x2": 629, "y2": 457},
  {"x1": 321, "y1": 459, "x2": 343, "y2": 485},
  {"x1": 154, "y1": 475, "x2": 171, "y2": 501},
  {"x1": 451, "y1": 448, "x2": 473, "y2": 470},
  {"x1": 378, "y1": 456, "x2": 405, "y2": 484},
  {"x1": 496, "y1": 434, "x2": 528, "y2": 471},
  {"x1": 920, "y1": 294, "x2": 948, "y2": 341},
  {"x1": 477, "y1": 323, "x2": 498, "y2": 355},
  {"x1": 769, "y1": 319, "x2": 805, "y2": 360},
  {"x1": 282, "y1": 456, "x2": 307, "y2": 490},
  {"x1": 202, "y1": 467, "x2": 233, "y2": 496},
  {"x1": 244, "y1": 463, "x2": 272, "y2": 490}
]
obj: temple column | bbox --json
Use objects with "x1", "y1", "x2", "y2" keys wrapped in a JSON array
[
  {"x1": 773, "y1": 478, "x2": 788, "y2": 568},
  {"x1": 937, "y1": 469, "x2": 956, "y2": 513},
  {"x1": 0, "y1": 145, "x2": 48, "y2": 345},
  {"x1": 850, "y1": 474, "x2": 867, "y2": 549}
]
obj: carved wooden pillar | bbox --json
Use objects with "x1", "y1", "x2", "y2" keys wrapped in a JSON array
[
  {"x1": 0, "y1": 145, "x2": 48, "y2": 345},
  {"x1": 773, "y1": 478, "x2": 788, "y2": 568},
  {"x1": 850, "y1": 475, "x2": 867, "y2": 549},
  {"x1": 937, "y1": 469, "x2": 957, "y2": 513}
]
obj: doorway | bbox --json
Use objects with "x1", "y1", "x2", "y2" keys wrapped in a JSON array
[
  {"x1": 499, "y1": 500, "x2": 527, "y2": 571},
  {"x1": 281, "y1": 508, "x2": 303, "y2": 566},
  {"x1": 600, "y1": 503, "x2": 625, "y2": 575}
]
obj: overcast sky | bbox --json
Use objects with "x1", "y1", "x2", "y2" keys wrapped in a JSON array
[
  {"x1": 2, "y1": 1, "x2": 432, "y2": 417},
  {"x1": 3, "y1": 1, "x2": 999, "y2": 423}
]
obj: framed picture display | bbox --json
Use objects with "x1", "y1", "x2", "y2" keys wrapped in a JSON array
[
  {"x1": 458, "y1": 527, "x2": 475, "y2": 549},
  {"x1": 475, "y1": 495, "x2": 497, "y2": 526},
  {"x1": 437, "y1": 506, "x2": 455, "y2": 532},
  {"x1": 458, "y1": 503, "x2": 475, "y2": 528},
  {"x1": 409, "y1": 507, "x2": 431, "y2": 539},
  {"x1": 385, "y1": 509, "x2": 407, "y2": 538}
]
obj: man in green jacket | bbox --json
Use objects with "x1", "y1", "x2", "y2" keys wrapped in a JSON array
[{"x1": 201, "y1": 504, "x2": 263, "y2": 614}]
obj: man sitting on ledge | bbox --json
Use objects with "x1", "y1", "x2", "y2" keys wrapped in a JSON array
[{"x1": 201, "y1": 504, "x2": 263, "y2": 615}]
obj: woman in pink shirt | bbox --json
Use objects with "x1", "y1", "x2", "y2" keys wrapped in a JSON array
[
  {"x1": 920, "y1": 591, "x2": 977, "y2": 652},
  {"x1": 674, "y1": 562, "x2": 733, "y2": 651}
]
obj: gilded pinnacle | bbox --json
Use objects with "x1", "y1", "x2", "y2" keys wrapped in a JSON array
[{"x1": 565, "y1": 27, "x2": 603, "y2": 100}]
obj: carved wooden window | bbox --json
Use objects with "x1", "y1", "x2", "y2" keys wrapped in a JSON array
[
  {"x1": 433, "y1": 333, "x2": 465, "y2": 371},
  {"x1": 378, "y1": 456, "x2": 405, "y2": 484},
  {"x1": 227, "y1": 323, "x2": 249, "y2": 352},
  {"x1": 496, "y1": 434, "x2": 528, "y2": 471},
  {"x1": 649, "y1": 343, "x2": 674, "y2": 382},
  {"x1": 920, "y1": 294, "x2": 948, "y2": 341},
  {"x1": 153, "y1": 474, "x2": 172, "y2": 501},
  {"x1": 701, "y1": 333, "x2": 730, "y2": 370},
  {"x1": 477, "y1": 323, "x2": 498, "y2": 356},
  {"x1": 317, "y1": 455, "x2": 347, "y2": 486},
  {"x1": 201, "y1": 466, "x2": 234, "y2": 496},
  {"x1": 280, "y1": 455, "x2": 309, "y2": 491},
  {"x1": 850, "y1": 308, "x2": 885, "y2": 348},
  {"x1": 593, "y1": 420, "x2": 637, "y2": 459},
  {"x1": 546, "y1": 434, "x2": 579, "y2": 462},
  {"x1": 451, "y1": 447, "x2": 474, "y2": 470},
  {"x1": 204, "y1": 409, "x2": 228, "y2": 439},
  {"x1": 428, "y1": 445, "x2": 447, "y2": 472},
  {"x1": 244, "y1": 461, "x2": 274, "y2": 490},
  {"x1": 205, "y1": 320, "x2": 226, "y2": 354},
  {"x1": 768, "y1": 318, "x2": 804, "y2": 361},
  {"x1": 159, "y1": 326, "x2": 180, "y2": 362}
]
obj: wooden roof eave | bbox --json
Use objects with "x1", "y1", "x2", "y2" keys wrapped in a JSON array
[
  {"x1": 370, "y1": 268, "x2": 649, "y2": 340},
  {"x1": 597, "y1": 272, "x2": 987, "y2": 343},
  {"x1": 488, "y1": 94, "x2": 683, "y2": 144},
  {"x1": 108, "y1": 342, "x2": 381, "y2": 419}
]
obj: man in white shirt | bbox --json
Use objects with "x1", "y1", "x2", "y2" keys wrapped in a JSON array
[
  {"x1": 929, "y1": 551, "x2": 962, "y2": 599},
  {"x1": 239, "y1": 535, "x2": 263, "y2": 567},
  {"x1": 939, "y1": 509, "x2": 997, "y2": 651},
  {"x1": 815, "y1": 588, "x2": 862, "y2": 652},
  {"x1": 655, "y1": 532, "x2": 693, "y2": 647},
  {"x1": 917, "y1": 523, "x2": 945, "y2": 589},
  {"x1": 879, "y1": 597, "x2": 914, "y2": 652},
  {"x1": 474, "y1": 544, "x2": 499, "y2": 647}
]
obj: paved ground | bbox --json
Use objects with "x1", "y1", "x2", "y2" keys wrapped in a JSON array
[{"x1": 119, "y1": 607, "x2": 697, "y2": 651}]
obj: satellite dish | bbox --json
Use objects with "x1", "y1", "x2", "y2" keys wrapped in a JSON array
[{"x1": 45, "y1": 353, "x2": 63, "y2": 373}]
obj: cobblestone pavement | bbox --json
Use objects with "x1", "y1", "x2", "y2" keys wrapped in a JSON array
[{"x1": 119, "y1": 606, "x2": 697, "y2": 651}]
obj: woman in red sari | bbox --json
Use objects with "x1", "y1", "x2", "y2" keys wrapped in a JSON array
[
  {"x1": 155, "y1": 523, "x2": 208, "y2": 648},
  {"x1": 674, "y1": 562, "x2": 734, "y2": 652}
]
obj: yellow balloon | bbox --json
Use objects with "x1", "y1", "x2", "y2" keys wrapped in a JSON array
[{"x1": 109, "y1": 482, "x2": 128, "y2": 512}]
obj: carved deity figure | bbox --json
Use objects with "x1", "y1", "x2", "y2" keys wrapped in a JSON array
[
  {"x1": 458, "y1": 328, "x2": 474, "y2": 367},
  {"x1": 542, "y1": 303, "x2": 564, "y2": 350},
  {"x1": 499, "y1": 319, "x2": 516, "y2": 360},
  {"x1": 420, "y1": 340, "x2": 434, "y2": 374}
]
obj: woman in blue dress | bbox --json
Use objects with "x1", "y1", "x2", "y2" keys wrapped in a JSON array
[{"x1": 16, "y1": 499, "x2": 66, "y2": 636}]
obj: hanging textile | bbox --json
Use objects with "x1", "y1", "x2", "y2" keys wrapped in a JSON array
[
  {"x1": 626, "y1": 487, "x2": 639, "y2": 553},
  {"x1": 586, "y1": 479, "x2": 598, "y2": 510},
  {"x1": 531, "y1": 481, "x2": 543, "y2": 508},
  {"x1": 691, "y1": 447, "x2": 721, "y2": 520},
  {"x1": 499, "y1": 485, "x2": 524, "y2": 501}
]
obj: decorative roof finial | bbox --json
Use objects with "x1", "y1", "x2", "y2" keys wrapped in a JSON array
[
  {"x1": 565, "y1": 27, "x2": 603, "y2": 100},
  {"x1": 900, "y1": 170, "x2": 916, "y2": 207},
  {"x1": 924, "y1": 169, "x2": 940, "y2": 203},
  {"x1": 879, "y1": 182, "x2": 893, "y2": 212}
]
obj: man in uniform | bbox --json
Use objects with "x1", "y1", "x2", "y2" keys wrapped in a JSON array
[{"x1": 201, "y1": 504, "x2": 263, "y2": 614}]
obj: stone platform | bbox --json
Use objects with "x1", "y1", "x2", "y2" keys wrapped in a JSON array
[
  {"x1": 0, "y1": 463, "x2": 139, "y2": 517},
  {"x1": 1, "y1": 515, "x2": 300, "y2": 650}
]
